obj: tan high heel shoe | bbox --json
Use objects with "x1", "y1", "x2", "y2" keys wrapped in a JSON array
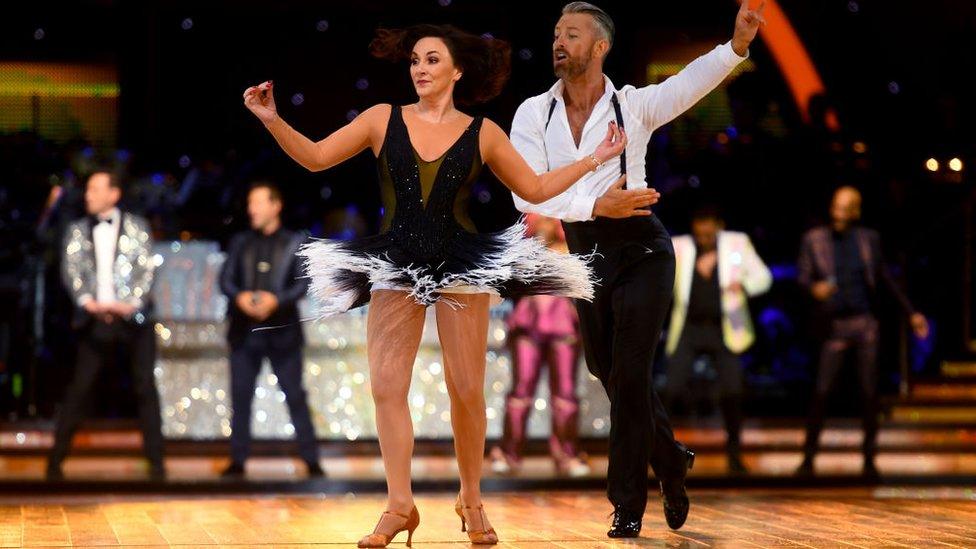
[
  {"x1": 454, "y1": 495, "x2": 498, "y2": 545},
  {"x1": 357, "y1": 506, "x2": 420, "y2": 548}
]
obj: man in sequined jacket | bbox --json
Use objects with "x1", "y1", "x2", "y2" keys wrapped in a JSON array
[{"x1": 47, "y1": 170, "x2": 164, "y2": 480}]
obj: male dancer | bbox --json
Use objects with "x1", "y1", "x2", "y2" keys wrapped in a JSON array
[{"x1": 510, "y1": 1, "x2": 764, "y2": 535}]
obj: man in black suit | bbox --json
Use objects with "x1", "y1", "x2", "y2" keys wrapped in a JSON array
[
  {"x1": 219, "y1": 181, "x2": 323, "y2": 477},
  {"x1": 49, "y1": 170, "x2": 163, "y2": 480},
  {"x1": 796, "y1": 186, "x2": 929, "y2": 477}
]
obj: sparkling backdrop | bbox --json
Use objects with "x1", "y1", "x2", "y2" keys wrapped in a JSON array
[{"x1": 153, "y1": 241, "x2": 610, "y2": 440}]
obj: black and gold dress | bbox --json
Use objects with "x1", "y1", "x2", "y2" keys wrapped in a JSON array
[{"x1": 299, "y1": 106, "x2": 594, "y2": 317}]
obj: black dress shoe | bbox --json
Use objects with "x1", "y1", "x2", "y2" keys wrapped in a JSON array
[
  {"x1": 305, "y1": 460, "x2": 326, "y2": 477},
  {"x1": 45, "y1": 463, "x2": 64, "y2": 481},
  {"x1": 862, "y1": 459, "x2": 880, "y2": 480},
  {"x1": 150, "y1": 466, "x2": 167, "y2": 482},
  {"x1": 607, "y1": 506, "x2": 642, "y2": 538},
  {"x1": 794, "y1": 457, "x2": 815, "y2": 477},
  {"x1": 728, "y1": 453, "x2": 748, "y2": 475},
  {"x1": 220, "y1": 461, "x2": 246, "y2": 478},
  {"x1": 660, "y1": 449, "x2": 694, "y2": 530}
]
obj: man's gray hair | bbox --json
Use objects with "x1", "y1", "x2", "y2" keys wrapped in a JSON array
[{"x1": 561, "y1": 2, "x2": 615, "y2": 47}]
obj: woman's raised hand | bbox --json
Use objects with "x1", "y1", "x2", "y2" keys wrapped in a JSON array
[
  {"x1": 243, "y1": 80, "x2": 278, "y2": 125},
  {"x1": 592, "y1": 121, "x2": 627, "y2": 166}
]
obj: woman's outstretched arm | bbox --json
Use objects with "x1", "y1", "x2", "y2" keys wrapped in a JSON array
[
  {"x1": 480, "y1": 118, "x2": 626, "y2": 205},
  {"x1": 243, "y1": 81, "x2": 389, "y2": 171}
]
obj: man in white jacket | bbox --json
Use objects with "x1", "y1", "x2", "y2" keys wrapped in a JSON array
[{"x1": 664, "y1": 207, "x2": 771, "y2": 474}]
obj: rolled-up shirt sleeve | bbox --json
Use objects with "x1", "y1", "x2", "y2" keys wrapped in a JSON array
[{"x1": 509, "y1": 99, "x2": 596, "y2": 222}]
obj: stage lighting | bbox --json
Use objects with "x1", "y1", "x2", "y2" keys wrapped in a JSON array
[
  {"x1": 181, "y1": 18, "x2": 193, "y2": 31},
  {"x1": 926, "y1": 158, "x2": 939, "y2": 172},
  {"x1": 852, "y1": 141, "x2": 867, "y2": 154},
  {"x1": 316, "y1": 20, "x2": 329, "y2": 32},
  {"x1": 346, "y1": 109, "x2": 359, "y2": 122},
  {"x1": 291, "y1": 93, "x2": 304, "y2": 106},
  {"x1": 949, "y1": 158, "x2": 963, "y2": 172},
  {"x1": 355, "y1": 78, "x2": 369, "y2": 91},
  {"x1": 34, "y1": 28, "x2": 45, "y2": 40}
]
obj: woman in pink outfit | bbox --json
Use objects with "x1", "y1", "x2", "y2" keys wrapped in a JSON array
[{"x1": 491, "y1": 215, "x2": 591, "y2": 477}]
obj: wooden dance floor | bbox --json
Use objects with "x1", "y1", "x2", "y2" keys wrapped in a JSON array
[{"x1": 5, "y1": 488, "x2": 976, "y2": 547}]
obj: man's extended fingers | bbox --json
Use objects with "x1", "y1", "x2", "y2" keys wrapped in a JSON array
[
  {"x1": 631, "y1": 196, "x2": 655, "y2": 208},
  {"x1": 620, "y1": 187, "x2": 655, "y2": 197}
]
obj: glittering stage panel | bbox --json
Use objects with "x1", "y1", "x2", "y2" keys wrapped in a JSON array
[{"x1": 151, "y1": 240, "x2": 611, "y2": 441}]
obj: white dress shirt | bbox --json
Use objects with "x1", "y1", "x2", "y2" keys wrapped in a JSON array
[
  {"x1": 80, "y1": 207, "x2": 121, "y2": 306},
  {"x1": 510, "y1": 42, "x2": 747, "y2": 222}
]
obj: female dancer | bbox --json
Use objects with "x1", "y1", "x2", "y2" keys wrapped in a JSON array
[
  {"x1": 243, "y1": 25, "x2": 625, "y2": 547},
  {"x1": 490, "y1": 215, "x2": 590, "y2": 478}
]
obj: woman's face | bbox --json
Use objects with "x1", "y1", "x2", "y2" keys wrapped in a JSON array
[{"x1": 410, "y1": 36, "x2": 462, "y2": 101}]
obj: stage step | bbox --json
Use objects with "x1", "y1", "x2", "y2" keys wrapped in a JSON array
[
  {"x1": 911, "y1": 383, "x2": 976, "y2": 399},
  {"x1": 940, "y1": 361, "x2": 976, "y2": 378},
  {"x1": 5, "y1": 424, "x2": 976, "y2": 456},
  {"x1": 889, "y1": 406, "x2": 976, "y2": 423}
]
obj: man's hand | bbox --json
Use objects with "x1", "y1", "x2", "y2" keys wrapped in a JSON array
[
  {"x1": 592, "y1": 176, "x2": 660, "y2": 219},
  {"x1": 696, "y1": 251, "x2": 718, "y2": 279},
  {"x1": 236, "y1": 291, "x2": 257, "y2": 318},
  {"x1": 910, "y1": 313, "x2": 930, "y2": 340},
  {"x1": 106, "y1": 301, "x2": 137, "y2": 318},
  {"x1": 83, "y1": 300, "x2": 104, "y2": 316},
  {"x1": 732, "y1": 0, "x2": 767, "y2": 57},
  {"x1": 811, "y1": 281, "x2": 836, "y2": 301},
  {"x1": 251, "y1": 291, "x2": 280, "y2": 322}
]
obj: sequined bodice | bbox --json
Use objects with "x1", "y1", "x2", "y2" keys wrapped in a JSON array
[{"x1": 377, "y1": 106, "x2": 483, "y2": 260}]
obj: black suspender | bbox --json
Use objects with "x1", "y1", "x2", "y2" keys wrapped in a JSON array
[
  {"x1": 545, "y1": 94, "x2": 627, "y2": 179},
  {"x1": 609, "y1": 94, "x2": 627, "y2": 176},
  {"x1": 546, "y1": 98, "x2": 558, "y2": 130}
]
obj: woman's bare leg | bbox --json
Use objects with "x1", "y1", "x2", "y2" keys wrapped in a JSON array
[
  {"x1": 368, "y1": 290, "x2": 426, "y2": 514},
  {"x1": 435, "y1": 293, "x2": 493, "y2": 531}
]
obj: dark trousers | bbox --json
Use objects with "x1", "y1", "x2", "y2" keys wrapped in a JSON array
[
  {"x1": 564, "y1": 216, "x2": 688, "y2": 514},
  {"x1": 802, "y1": 313, "x2": 880, "y2": 462},
  {"x1": 665, "y1": 323, "x2": 744, "y2": 454},
  {"x1": 50, "y1": 319, "x2": 164, "y2": 469},
  {"x1": 229, "y1": 335, "x2": 319, "y2": 464}
]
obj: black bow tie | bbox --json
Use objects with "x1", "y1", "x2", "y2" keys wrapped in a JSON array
[{"x1": 92, "y1": 216, "x2": 113, "y2": 225}]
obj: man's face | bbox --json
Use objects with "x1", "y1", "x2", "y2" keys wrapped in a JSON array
[
  {"x1": 830, "y1": 188, "x2": 861, "y2": 229},
  {"x1": 553, "y1": 13, "x2": 602, "y2": 79},
  {"x1": 247, "y1": 187, "x2": 281, "y2": 232},
  {"x1": 692, "y1": 217, "x2": 721, "y2": 250},
  {"x1": 84, "y1": 173, "x2": 120, "y2": 216}
]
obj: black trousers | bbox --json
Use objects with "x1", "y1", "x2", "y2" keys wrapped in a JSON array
[
  {"x1": 50, "y1": 318, "x2": 164, "y2": 468},
  {"x1": 229, "y1": 334, "x2": 319, "y2": 464},
  {"x1": 802, "y1": 313, "x2": 880, "y2": 461},
  {"x1": 564, "y1": 216, "x2": 688, "y2": 514},
  {"x1": 665, "y1": 323, "x2": 744, "y2": 453}
]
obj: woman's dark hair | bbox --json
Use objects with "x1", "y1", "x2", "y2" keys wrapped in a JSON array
[{"x1": 370, "y1": 24, "x2": 511, "y2": 105}]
